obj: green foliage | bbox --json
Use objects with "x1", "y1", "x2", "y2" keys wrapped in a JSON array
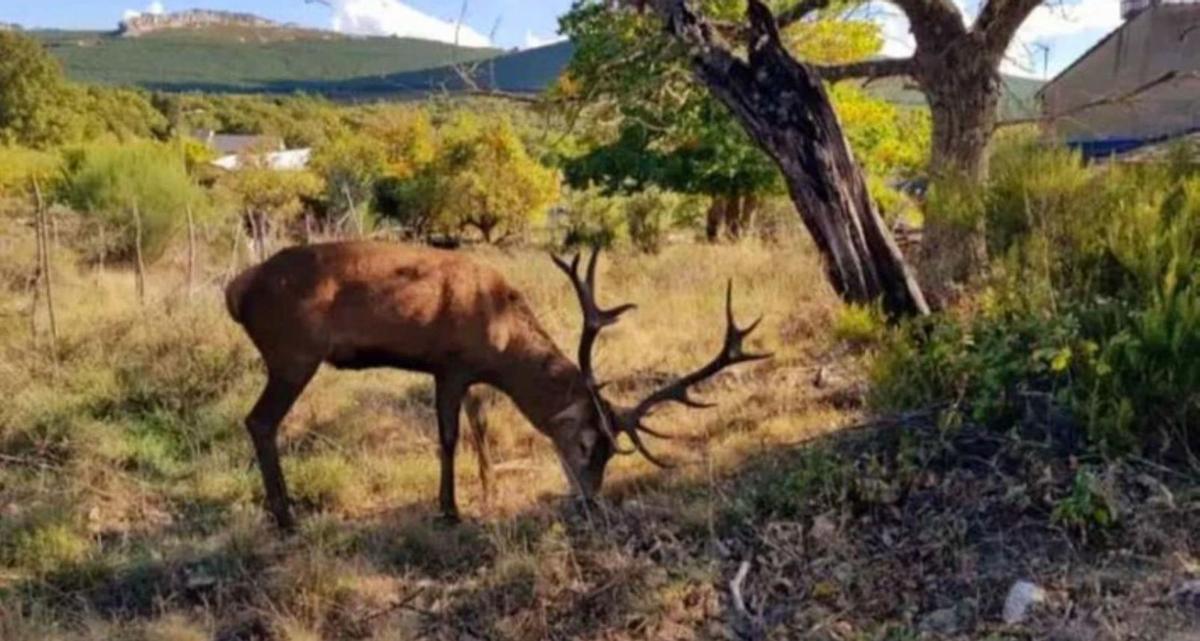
[
  {"x1": 219, "y1": 166, "x2": 323, "y2": 230},
  {"x1": 310, "y1": 132, "x2": 386, "y2": 220},
  {"x1": 558, "y1": 1, "x2": 928, "y2": 229},
  {"x1": 872, "y1": 138, "x2": 1200, "y2": 460},
  {"x1": 35, "y1": 28, "x2": 499, "y2": 94},
  {"x1": 7, "y1": 522, "x2": 93, "y2": 576},
  {"x1": 60, "y1": 141, "x2": 207, "y2": 262},
  {"x1": 1052, "y1": 467, "x2": 1117, "y2": 541},
  {"x1": 557, "y1": 184, "x2": 626, "y2": 250},
  {"x1": 0, "y1": 32, "x2": 76, "y2": 148},
  {"x1": 832, "y1": 303, "x2": 887, "y2": 347},
  {"x1": 0, "y1": 146, "x2": 61, "y2": 203}
]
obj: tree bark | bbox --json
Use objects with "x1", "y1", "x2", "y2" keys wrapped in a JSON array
[
  {"x1": 912, "y1": 42, "x2": 1003, "y2": 297},
  {"x1": 653, "y1": 0, "x2": 928, "y2": 317}
]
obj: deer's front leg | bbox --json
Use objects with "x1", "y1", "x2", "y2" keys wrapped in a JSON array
[{"x1": 434, "y1": 375, "x2": 468, "y2": 523}]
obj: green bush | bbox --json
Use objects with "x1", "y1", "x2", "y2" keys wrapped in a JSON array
[
  {"x1": 872, "y1": 140, "x2": 1200, "y2": 460},
  {"x1": 60, "y1": 141, "x2": 207, "y2": 263},
  {"x1": 557, "y1": 184, "x2": 625, "y2": 250}
]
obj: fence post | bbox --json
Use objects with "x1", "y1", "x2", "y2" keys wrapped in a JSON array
[
  {"x1": 133, "y1": 202, "x2": 146, "y2": 306},
  {"x1": 343, "y1": 184, "x2": 362, "y2": 238},
  {"x1": 33, "y1": 179, "x2": 58, "y2": 361},
  {"x1": 186, "y1": 204, "x2": 197, "y2": 301}
]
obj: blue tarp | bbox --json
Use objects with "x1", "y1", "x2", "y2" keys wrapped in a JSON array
[{"x1": 1068, "y1": 137, "x2": 1151, "y2": 160}]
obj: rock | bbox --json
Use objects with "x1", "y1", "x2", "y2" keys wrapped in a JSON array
[
  {"x1": 809, "y1": 511, "x2": 839, "y2": 547},
  {"x1": 1174, "y1": 580, "x2": 1200, "y2": 612},
  {"x1": 1003, "y1": 580, "x2": 1048, "y2": 624},
  {"x1": 919, "y1": 607, "x2": 962, "y2": 635}
]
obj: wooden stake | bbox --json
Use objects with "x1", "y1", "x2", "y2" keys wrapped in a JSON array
[
  {"x1": 343, "y1": 184, "x2": 362, "y2": 238},
  {"x1": 133, "y1": 202, "x2": 146, "y2": 306},
  {"x1": 186, "y1": 204, "x2": 197, "y2": 301},
  {"x1": 33, "y1": 179, "x2": 58, "y2": 361},
  {"x1": 225, "y1": 214, "x2": 242, "y2": 284}
]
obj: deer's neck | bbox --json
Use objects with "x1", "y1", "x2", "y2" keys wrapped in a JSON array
[{"x1": 489, "y1": 336, "x2": 590, "y2": 433}]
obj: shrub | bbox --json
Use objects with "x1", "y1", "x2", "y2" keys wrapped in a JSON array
[
  {"x1": 8, "y1": 521, "x2": 92, "y2": 576},
  {"x1": 285, "y1": 453, "x2": 367, "y2": 512},
  {"x1": 556, "y1": 184, "x2": 625, "y2": 250},
  {"x1": 872, "y1": 141, "x2": 1200, "y2": 460},
  {"x1": 832, "y1": 303, "x2": 886, "y2": 347},
  {"x1": 60, "y1": 141, "x2": 207, "y2": 263}
]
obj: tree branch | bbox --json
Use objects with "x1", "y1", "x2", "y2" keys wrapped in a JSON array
[
  {"x1": 974, "y1": 0, "x2": 1044, "y2": 52},
  {"x1": 815, "y1": 56, "x2": 916, "y2": 82},
  {"x1": 777, "y1": 0, "x2": 832, "y2": 27}
]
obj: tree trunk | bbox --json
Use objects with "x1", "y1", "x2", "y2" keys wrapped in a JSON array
[
  {"x1": 914, "y1": 48, "x2": 1002, "y2": 301},
  {"x1": 666, "y1": 1, "x2": 928, "y2": 317}
]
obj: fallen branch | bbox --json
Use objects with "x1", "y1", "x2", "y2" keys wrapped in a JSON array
[{"x1": 730, "y1": 558, "x2": 752, "y2": 618}]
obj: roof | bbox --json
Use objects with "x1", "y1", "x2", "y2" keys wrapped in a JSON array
[
  {"x1": 1038, "y1": 3, "x2": 1200, "y2": 98},
  {"x1": 191, "y1": 129, "x2": 283, "y2": 155}
]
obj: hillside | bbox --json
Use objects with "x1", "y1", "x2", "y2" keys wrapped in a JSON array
[
  {"x1": 34, "y1": 26, "x2": 500, "y2": 93},
  {"x1": 41, "y1": 29, "x2": 1039, "y2": 119}
]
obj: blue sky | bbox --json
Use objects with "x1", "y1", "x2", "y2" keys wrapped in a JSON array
[{"x1": 0, "y1": 0, "x2": 1123, "y2": 77}]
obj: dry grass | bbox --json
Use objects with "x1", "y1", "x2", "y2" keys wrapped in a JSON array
[
  {"x1": 0, "y1": 235, "x2": 870, "y2": 640},
  {"x1": 3, "y1": 234, "x2": 1200, "y2": 640}
]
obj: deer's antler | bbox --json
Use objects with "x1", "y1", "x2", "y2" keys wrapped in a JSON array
[
  {"x1": 552, "y1": 249, "x2": 771, "y2": 467},
  {"x1": 552, "y1": 248, "x2": 636, "y2": 443},
  {"x1": 614, "y1": 281, "x2": 772, "y2": 467}
]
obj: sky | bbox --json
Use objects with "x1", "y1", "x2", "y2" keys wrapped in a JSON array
[{"x1": 0, "y1": 0, "x2": 1126, "y2": 78}]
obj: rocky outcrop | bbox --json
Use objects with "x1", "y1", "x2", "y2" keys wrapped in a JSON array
[{"x1": 117, "y1": 10, "x2": 289, "y2": 37}]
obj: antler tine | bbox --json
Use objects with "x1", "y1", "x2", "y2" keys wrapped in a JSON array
[
  {"x1": 556, "y1": 248, "x2": 637, "y2": 382},
  {"x1": 616, "y1": 282, "x2": 772, "y2": 460},
  {"x1": 625, "y1": 424, "x2": 675, "y2": 468}
]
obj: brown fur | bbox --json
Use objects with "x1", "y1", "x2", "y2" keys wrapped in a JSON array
[{"x1": 227, "y1": 241, "x2": 601, "y2": 529}]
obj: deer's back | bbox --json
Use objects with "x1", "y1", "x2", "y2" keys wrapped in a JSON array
[{"x1": 228, "y1": 241, "x2": 536, "y2": 374}]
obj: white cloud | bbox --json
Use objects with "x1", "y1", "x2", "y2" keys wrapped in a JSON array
[
  {"x1": 328, "y1": 0, "x2": 491, "y2": 47},
  {"x1": 1001, "y1": 0, "x2": 1122, "y2": 76},
  {"x1": 523, "y1": 30, "x2": 567, "y2": 50},
  {"x1": 122, "y1": 1, "x2": 166, "y2": 21}
]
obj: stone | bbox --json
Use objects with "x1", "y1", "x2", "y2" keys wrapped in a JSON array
[
  {"x1": 919, "y1": 607, "x2": 962, "y2": 635},
  {"x1": 1003, "y1": 580, "x2": 1048, "y2": 624}
]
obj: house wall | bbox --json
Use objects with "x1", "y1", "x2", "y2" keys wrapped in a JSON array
[{"x1": 1041, "y1": 4, "x2": 1200, "y2": 143}]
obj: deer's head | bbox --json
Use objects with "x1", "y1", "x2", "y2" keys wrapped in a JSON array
[{"x1": 549, "y1": 249, "x2": 771, "y2": 498}]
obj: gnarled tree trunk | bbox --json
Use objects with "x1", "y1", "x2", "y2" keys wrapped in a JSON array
[
  {"x1": 914, "y1": 42, "x2": 1003, "y2": 297},
  {"x1": 655, "y1": 0, "x2": 928, "y2": 317}
]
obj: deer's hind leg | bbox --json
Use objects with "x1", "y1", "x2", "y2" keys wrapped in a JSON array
[
  {"x1": 463, "y1": 387, "x2": 494, "y2": 509},
  {"x1": 245, "y1": 361, "x2": 318, "y2": 532}
]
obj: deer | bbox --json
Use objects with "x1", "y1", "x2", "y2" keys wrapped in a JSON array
[{"x1": 225, "y1": 241, "x2": 768, "y2": 530}]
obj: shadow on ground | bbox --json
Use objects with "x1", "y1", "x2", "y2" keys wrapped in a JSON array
[{"x1": 8, "y1": 410, "x2": 1200, "y2": 641}]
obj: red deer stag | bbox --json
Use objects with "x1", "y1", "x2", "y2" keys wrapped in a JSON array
[{"x1": 226, "y1": 241, "x2": 767, "y2": 530}]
